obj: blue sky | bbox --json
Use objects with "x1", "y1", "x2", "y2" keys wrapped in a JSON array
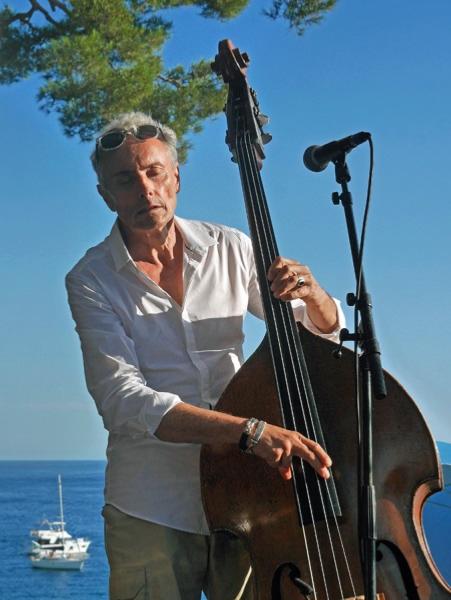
[{"x1": 1, "y1": 0, "x2": 450, "y2": 459}]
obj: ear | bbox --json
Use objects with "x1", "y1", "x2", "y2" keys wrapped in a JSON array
[
  {"x1": 97, "y1": 183, "x2": 117, "y2": 212},
  {"x1": 175, "y1": 165, "x2": 181, "y2": 193}
]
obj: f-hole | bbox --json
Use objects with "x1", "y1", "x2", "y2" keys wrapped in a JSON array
[
  {"x1": 376, "y1": 540, "x2": 421, "y2": 599},
  {"x1": 271, "y1": 562, "x2": 314, "y2": 599}
]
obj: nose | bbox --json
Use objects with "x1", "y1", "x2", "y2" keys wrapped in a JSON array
[{"x1": 137, "y1": 175, "x2": 156, "y2": 200}]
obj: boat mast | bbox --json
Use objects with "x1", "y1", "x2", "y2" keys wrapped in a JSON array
[{"x1": 58, "y1": 474, "x2": 64, "y2": 533}]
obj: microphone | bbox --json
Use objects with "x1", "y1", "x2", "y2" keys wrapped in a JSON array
[{"x1": 303, "y1": 131, "x2": 371, "y2": 172}]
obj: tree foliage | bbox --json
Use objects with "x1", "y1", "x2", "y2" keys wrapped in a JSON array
[
  {"x1": 264, "y1": 0, "x2": 336, "y2": 35},
  {"x1": 0, "y1": 0, "x2": 337, "y2": 160}
]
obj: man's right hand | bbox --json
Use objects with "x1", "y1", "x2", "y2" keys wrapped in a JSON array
[{"x1": 252, "y1": 423, "x2": 332, "y2": 481}]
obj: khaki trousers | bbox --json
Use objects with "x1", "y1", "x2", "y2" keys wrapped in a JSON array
[{"x1": 103, "y1": 504, "x2": 254, "y2": 600}]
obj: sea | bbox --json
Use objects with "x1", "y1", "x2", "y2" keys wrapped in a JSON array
[{"x1": 0, "y1": 448, "x2": 450, "y2": 600}]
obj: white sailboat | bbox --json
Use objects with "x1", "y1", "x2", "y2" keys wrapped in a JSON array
[{"x1": 29, "y1": 474, "x2": 90, "y2": 570}]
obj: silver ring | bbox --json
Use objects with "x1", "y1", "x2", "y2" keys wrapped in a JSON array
[{"x1": 295, "y1": 275, "x2": 306, "y2": 289}]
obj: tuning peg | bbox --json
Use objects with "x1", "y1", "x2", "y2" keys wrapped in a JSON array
[
  {"x1": 257, "y1": 113, "x2": 269, "y2": 127},
  {"x1": 261, "y1": 133, "x2": 272, "y2": 145},
  {"x1": 232, "y1": 48, "x2": 250, "y2": 68}
]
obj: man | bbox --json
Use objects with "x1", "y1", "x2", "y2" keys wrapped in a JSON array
[{"x1": 66, "y1": 112, "x2": 345, "y2": 599}]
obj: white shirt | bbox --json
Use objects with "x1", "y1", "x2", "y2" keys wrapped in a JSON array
[{"x1": 66, "y1": 217, "x2": 345, "y2": 534}]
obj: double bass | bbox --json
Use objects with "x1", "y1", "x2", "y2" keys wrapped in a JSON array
[{"x1": 200, "y1": 40, "x2": 450, "y2": 599}]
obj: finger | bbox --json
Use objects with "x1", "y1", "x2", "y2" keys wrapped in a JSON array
[
  {"x1": 302, "y1": 437, "x2": 332, "y2": 467},
  {"x1": 320, "y1": 466, "x2": 331, "y2": 479},
  {"x1": 267, "y1": 256, "x2": 285, "y2": 282},
  {"x1": 273, "y1": 272, "x2": 311, "y2": 299},
  {"x1": 306, "y1": 460, "x2": 331, "y2": 480},
  {"x1": 270, "y1": 263, "x2": 308, "y2": 290},
  {"x1": 267, "y1": 257, "x2": 299, "y2": 282},
  {"x1": 278, "y1": 465, "x2": 292, "y2": 480},
  {"x1": 280, "y1": 454, "x2": 293, "y2": 469},
  {"x1": 278, "y1": 285, "x2": 311, "y2": 302},
  {"x1": 294, "y1": 438, "x2": 332, "y2": 479}
]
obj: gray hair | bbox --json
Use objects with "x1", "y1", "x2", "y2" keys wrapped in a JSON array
[{"x1": 91, "y1": 112, "x2": 178, "y2": 180}]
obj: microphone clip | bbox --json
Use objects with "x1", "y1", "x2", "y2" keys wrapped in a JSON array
[{"x1": 332, "y1": 327, "x2": 363, "y2": 359}]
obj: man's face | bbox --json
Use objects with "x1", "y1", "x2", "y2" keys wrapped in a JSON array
[{"x1": 97, "y1": 137, "x2": 180, "y2": 235}]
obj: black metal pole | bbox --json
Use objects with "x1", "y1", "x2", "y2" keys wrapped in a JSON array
[
  {"x1": 332, "y1": 154, "x2": 386, "y2": 600},
  {"x1": 361, "y1": 356, "x2": 377, "y2": 600}
]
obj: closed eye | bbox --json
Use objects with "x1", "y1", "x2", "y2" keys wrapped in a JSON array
[
  {"x1": 113, "y1": 171, "x2": 134, "y2": 185},
  {"x1": 147, "y1": 166, "x2": 167, "y2": 180}
]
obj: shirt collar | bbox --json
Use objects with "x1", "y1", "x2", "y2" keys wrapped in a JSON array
[
  {"x1": 174, "y1": 216, "x2": 217, "y2": 253},
  {"x1": 107, "y1": 221, "x2": 132, "y2": 271},
  {"x1": 106, "y1": 216, "x2": 217, "y2": 272}
]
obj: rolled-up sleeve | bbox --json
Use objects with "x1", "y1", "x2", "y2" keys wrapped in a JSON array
[
  {"x1": 291, "y1": 298, "x2": 345, "y2": 342},
  {"x1": 66, "y1": 274, "x2": 182, "y2": 438}
]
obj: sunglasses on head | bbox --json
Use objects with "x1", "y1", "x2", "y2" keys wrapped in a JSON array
[{"x1": 96, "y1": 124, "x2": 161, "y2": 153}]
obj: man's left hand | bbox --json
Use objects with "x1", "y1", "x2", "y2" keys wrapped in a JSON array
[{"x1": 267, "y1": 256, "x2": 338, "y2": 334}]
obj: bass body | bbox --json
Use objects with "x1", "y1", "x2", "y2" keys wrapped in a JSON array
[{"x1": 201, "y1": 326, "x2": 449, "y2": 599}]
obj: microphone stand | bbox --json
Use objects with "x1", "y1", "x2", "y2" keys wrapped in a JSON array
[{"x1": 332, "y1": 154, "x2": 387, "y2": 600}]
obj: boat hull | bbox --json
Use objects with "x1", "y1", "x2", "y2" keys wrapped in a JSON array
[{"x1": 30, "y1": 556, "x2": 85, "y2": 570}]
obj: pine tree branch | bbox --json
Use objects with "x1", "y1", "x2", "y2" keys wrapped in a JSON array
[
  {"x1": 6, "y1": 6, "x2": 35, "y2": 26},
  {"x1": 30, "y1": 0, "x2": 60, "y2": 25},
  {"x1": 5, "y1": 0, "x2": 68, "y2": 27},
  {"x1": 157, "y1": 74, "x2": 182, "y2": 88},
  {"x1": 48, "y1": 0, "x2": 70, "y2": 16}
]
